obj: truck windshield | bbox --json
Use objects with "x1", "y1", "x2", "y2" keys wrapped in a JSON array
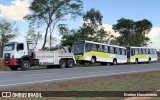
[
  {"x1": 72, "y1": 43, "x2": 84, "y2": 55},
  {"x1": 4, "y1": 44, "x2": 15, "y2": 51}
]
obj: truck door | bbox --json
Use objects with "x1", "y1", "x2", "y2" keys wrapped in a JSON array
[{"x1": 16, "y1": 43, "x2": 28, "y2": 58}]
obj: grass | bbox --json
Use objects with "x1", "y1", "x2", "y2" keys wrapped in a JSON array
[{"x1": 1, "y1": 71, "x2": 160, "y2": 100}]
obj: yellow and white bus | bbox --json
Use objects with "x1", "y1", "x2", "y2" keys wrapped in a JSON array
[
  {"x1": 72, "y1": 40, "x2": 127, "y2": 65},
  {"x1": 126, "y1": 47, "x2": 158, "y2": 64}
]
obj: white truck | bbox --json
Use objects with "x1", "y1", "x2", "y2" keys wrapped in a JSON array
[{"x1": 3, "y1": 41, "x2": 76, "y2": 71}]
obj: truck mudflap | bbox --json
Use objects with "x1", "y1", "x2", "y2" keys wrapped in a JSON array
[{"x1": 3, "y1": 58, "x2": 18, "y2": 66}]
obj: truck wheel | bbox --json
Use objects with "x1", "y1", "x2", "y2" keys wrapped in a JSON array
[
  {"x1": 21, "y1": 60, "x2": 31, "y2": 71},
  {"x1": 67, "y1": 59, "x2": 74, "y2": 68},
  {"x1": 9, "y1": 66, "x2": 18, "y2": 71},
  {"x1": 59, "y1": 59, "x2": 66, "y2": 68}
]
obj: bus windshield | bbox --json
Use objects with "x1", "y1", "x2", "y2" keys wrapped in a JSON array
[
  {"x1": 72, "y1": 43, "x2": 84, "y2": 55},
  {"x1": 4, "y1": 44, "x2": 15, "y2": 51}
]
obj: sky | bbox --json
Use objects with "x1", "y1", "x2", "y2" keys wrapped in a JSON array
[{"x1": 0, "y1": 0, "x2": 160, "y2": 50}]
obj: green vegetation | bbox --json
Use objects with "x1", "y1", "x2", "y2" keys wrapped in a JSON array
[
  {"x1": 112, "y1": 18, "x2": 152, "y2": 46},
  {"x1": 0, "y1": 20, "x2": 18, "y2": 57}
]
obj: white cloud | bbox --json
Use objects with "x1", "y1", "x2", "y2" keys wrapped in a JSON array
[
  {"x1": 103, "y1": 24, "x2": 120, "y2": 37},
  {"x1": 148, "y1": 27, "x2": 160, "y2": 50},
  {"x1": 0, "y1": 0, "x2": 30, "y2": 21}
]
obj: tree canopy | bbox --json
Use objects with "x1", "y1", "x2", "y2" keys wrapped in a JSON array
[
  {"x1": 0, "y1": 19, "x2": 18, "y2": 56},
  {"x1": 112, "y1": 18, "x2": 152, "y2": 46},
  {"x1": 24, "y1": 0, "x2": 83, "y2": 49}
]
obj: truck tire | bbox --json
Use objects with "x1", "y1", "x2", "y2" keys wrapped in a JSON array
[
  {"x1": 9, "y1": 66, "x2": 18, "y2": 71},
  {"x1": 67, "y1": 59, "x2": 74, "y2": 68},
  {"x1": 21, "y1": 60, "x2": 31, "y2": 71},
  {"x1": 59, "y1": 59, "x2": 66, "y2": 68}
]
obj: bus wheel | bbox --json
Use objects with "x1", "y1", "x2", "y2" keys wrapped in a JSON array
[
  {"x1": 113, "y1": 59, "x2": 117, "y2": 65},
  {"x1": 59, "y1": 59, "x2": 66, "y2": 68},
  {"x1": 148, "y1": 58, "x2": 151, "y2": 63},
  {"x1": 21, "y1": 60, "x2": 31, "y2": 71},
  {"x1": 91, "y1": 57, "x2": 96, "y2": 64},
  {"x1": 135, "y1": 59, "x2": 138, "y2": 64},
  {"x1": 9, "y1": 66, "x2": 18, "y2": 71},
  {"x1": 67, "y1": 59, "x2": 74, "y2": 68}
]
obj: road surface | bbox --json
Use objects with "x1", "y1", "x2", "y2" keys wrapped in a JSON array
[{"x1": 0, "y1": 63, "x2": 160, "y2": 88}]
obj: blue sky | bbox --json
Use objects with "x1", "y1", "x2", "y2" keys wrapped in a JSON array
[{"x1": 0, "y1": 0, "x2": 160, "y2": 49}]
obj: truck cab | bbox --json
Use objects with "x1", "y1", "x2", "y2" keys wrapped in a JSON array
[{"x1": 3, "y1": 41, "x2": 36, "y2": 71}]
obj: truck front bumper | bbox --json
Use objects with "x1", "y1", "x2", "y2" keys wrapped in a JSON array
[{"x1": 3, "y1": 58, "x2": 19, "y2": 66}]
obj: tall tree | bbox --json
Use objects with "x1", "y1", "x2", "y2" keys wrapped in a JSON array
[
  {"x1": 112, "y1": 18, "x2": 152, "y2": 46},
  {"x1": 24, "y1": 0, "x2": 83, "y2": 49},
  {"x1": 0, "y1": 19, "x2": 18, "y2": 56}
]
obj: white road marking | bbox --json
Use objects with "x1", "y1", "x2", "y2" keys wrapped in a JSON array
[
  {"x1": 0, "y1": 68, "x2": 160, "y2": 87},
  {"x1": 21, "y1": 72, "x2": 59, "y2": 77}
]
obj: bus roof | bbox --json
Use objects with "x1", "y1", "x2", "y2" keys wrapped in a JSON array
[
  {"x1": 74, "y1": 40, "x2": 126, "y2": 49},
  {"x1": 128, "y1": 46, "x2": 156, "y2": 50}
]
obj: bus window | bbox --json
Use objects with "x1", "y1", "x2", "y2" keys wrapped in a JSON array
[
  {"x1": 124, "y1": 49, "x2": 127, "y2": 55},
  {"x1": 151, "y1": 49, "x2": 154, "y2": 54},
  {"x1": 148, "y1": 49, "x2": 150, "y2": 54},
  {"x1": 119, "y1": 48, "x2": 122, "y2": 55},
  {"x1": 143, "y1": 49, "x2": 146, "y2": 54},
  {"x1": 85, "y1": 43, "x2": 91, "y2": 52},
  {"x1": 114, "y1": 47, "x2": 117, "y2": 54},
  {"x1": 131, "y1": 49, "x2": 135, "y2": 55},
  {"x1": 141, "y1": 49, "x2": 143, "y2": 54},
  {"x1": 110, "y1": 47, "x2": 114, "y2": 54},
  {"x1": 154, "y1": 49, "x2": 157, "y2": 54},
  {"x1": 135, "y1": 49, "x2": 138, "y2": 54},
  {"x1": 91, "y1": 44, "x2": 97, "y2": 51},
  {"x1": 138, "y1": 49, "x2": 142, "y2": 54},
  {"x1": 104, "y1": 46, "x2": 108, "y2": 53},
  {"x1": 116, "y1": 48, "x2": 120, "y2": 55},
  {"x1": 108, "y1": 46, "x2": 110, "y2": 53},
  {"x1": 146, "y1": 49, "x2": 148, "y2": 54},
  {"x1": 98, "y1": 45, "x2": 103, "y2": 52},
  {"x1": 122, "y1": 49, "x2": 126, "y2": 55}
]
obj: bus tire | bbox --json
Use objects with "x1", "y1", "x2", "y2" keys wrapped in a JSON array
[
  {"x1": 21, "y1": 60, "x2": 31, "y2": 71},
  {"x1": 135, "y1": 58, "x2": 138, "y2": 64},
  {"x1": 113, "y1": 59, "x2": 117, "y2": 65},
  {"x1": 67, "y1": 59, "x2": 74, "y2": 68},
  {"x1": 9, "y1": 66, "x2": 18, "y2": 71},
  {"x1": 148, "y1": 58, "x2": 151, "y2": 63},
  {"x1": 59, "y1": 59, "x2": 66, "y2": 68},
  {"x1": 91, "y1": 57, "x2": 96, "y2": 64}
]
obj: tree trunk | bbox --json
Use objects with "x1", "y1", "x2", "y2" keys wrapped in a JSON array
[{"x1": 42, "y1": 25, "x2": 50, "y2": 49}]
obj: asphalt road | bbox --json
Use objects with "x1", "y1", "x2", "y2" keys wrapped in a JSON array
[{"x1": 0, "y1": 63, "x2": 160, "y2": 88}]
